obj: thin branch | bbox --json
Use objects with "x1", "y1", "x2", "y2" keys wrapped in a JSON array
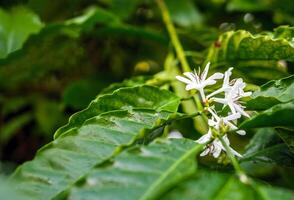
[
  {"x1": 219, "y1": 136, "x2": 243, "y2": 174},
  {"x1": 156, "y1": 0, "x2": 191, "y2": 72}
]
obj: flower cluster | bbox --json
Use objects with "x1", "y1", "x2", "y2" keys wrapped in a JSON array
[{"x1": 176, "y1": 62, "x2": 251, "y2": 158}]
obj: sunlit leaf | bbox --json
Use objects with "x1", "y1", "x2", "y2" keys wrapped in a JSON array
[{"x1": 55, "y1": 85, "x2": 180, "y2": 138}]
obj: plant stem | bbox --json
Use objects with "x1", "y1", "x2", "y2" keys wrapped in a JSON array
[
  {"x1": 156, "y1": 0, "x2": 208, "y2": 133},
  {"x1": 156, "y1": 0, "x2": 191, "y2": 72},
  {"x1": 219, "y1": 136, "x2": 243, "y2": 174}
]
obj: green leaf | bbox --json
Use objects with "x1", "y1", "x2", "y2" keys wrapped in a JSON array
[
  {"x1": 166, "y1": 0, "x2": 203, "y2": 28},
  {"x1": 160, "y1": 170, "x2": 294, "y2": 200},
  {"x1": 0, "y1": 6, "x2": 43, "y2": 58},
  {"x1": 0, "y1": 25, "x2": 90, "y2": 91},
  {"x1": 65, "y1": 6, "x2": 121, "y2": 29},
  {"x1": 0, "y1": 176, "x2": 28, "y2": 200},
  {"x1": 207, "y1": 26, "x2": 294, "y2": 63},
  {"x1": 276, "y1": 128, "x2": 294, "y2": 153},
  {"x1": 243, "y1": 128, "x2": 279, "y2": 156},
  {"x1": 102, "y1": 0, "x2": 140, "y2": 20},
  {"x1": 240, "y1": 101, "x2": 294, "y2": 128},
  {"x1": 241, "y1": 128, "x2": 294, "y2": 167},
  {"x1": 55, "y1": 85, "x2": 180, "y2": 138},
  {"x1": 206, "y1": 26, "x2": 294, "y2": 82},
  {"x1": 10, "y1": 86, "x2": 180, "y2": 200},
  {"x1": 66, "y1": 6, "x2": 167, "y2": 44},
  {"x1": 66, "y1": 138, "x2": 203, "y2": 200},
  {"x1": 247, "y1": 75, "x2": 294, "y2": 110}
]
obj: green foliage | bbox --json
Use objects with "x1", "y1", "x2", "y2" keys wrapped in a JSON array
[
  {"x1": 161, "y1": 170, "x2": 294, "y2": 200},
  {"x1": 247, "y1": 75, "x2": 294, "y2": 110},
  {"x1": 241, "y1": 101, "x2": 294, "y2": 128},
  {"x1": 55, "y1": 85, "x2": 180, "y2": 138},
  {"x1": 166, "y1": 0, "x2": 203, "y2": 28},
  {"x1": 10, "y1": 86, "x2": 180, "y2": 199},
  {"x1": 67, "y1": 139, "x2": 203, "y2": 200},
  {"x1": 0, "y1": 6, "x2": 43, "y2": 58},
  {"x1": 207, "y1": 26, "x2": 294, "y2": 63},
  {"x1": 0, "y1": 176, "x2": 27, "y2": 200},
  {"x1": 0, "y1": 0, "x2": 294, "y2": 199},
  {"x1": 241, "y1": 128, "x2": 294, "y2": 166},
  {"x1": 206, "y1": 26, "x2": 294, "y2": 82}
]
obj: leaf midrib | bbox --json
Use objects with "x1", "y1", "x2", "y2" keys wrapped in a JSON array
[{"x1": 139, "y1": 142, "x2": 203, "y2": 200}]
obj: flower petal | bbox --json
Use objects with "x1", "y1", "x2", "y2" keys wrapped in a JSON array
[
  {"x1": 224, "y1": 113, "x2": 241, "y2": 121},
  {"x1": 212, "y1": 97, "x2": 228, "y2": 105},
  {"x1": 242, "y1": 91, "x2": 252, "y2": 97},
  {"x1": 229, "y1": 147, "x2": 243, "y2": 157},
  {"x1": 200, "y1": 148, "x2": 210, "y2": 157},
  {"x1": 208, "y1": 72, "x2": 224, "y2": 81},
  {"x1": 201, "y1": 62, "x2": 210, "y2": 81},
  {"x1": 176, "y1": 75, "x2": 192, "y2": 84},
  {"x1": 196, "y1": 131, "x2": 212, "y2": 144},
  {"x1": 235, "y1": 104, "x2": 250, "y2": 117},
  {"x1": 183, "y1": 72, "x2": 196, "y2": 82},
  {"x1": 236, "y1": 130, "x2": 246, "y2": 135},
  {"x1": 203, "y1": 79, "x2": 217, "y2": 86},
  {"x1": 212, "y1": 143, "x2": 222, "y2": 158},
  {"x1": 185, "y1": 84, "x2": 197, "y2": 91},
  {"x1": 206, "y1": 88, "x2": 224, "y2": 99},
  {"x1": 223, "y1": 67, "x2": 233, "y2": 87}
]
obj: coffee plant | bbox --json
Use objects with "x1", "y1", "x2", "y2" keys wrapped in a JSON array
[{"x1": 0, "y1": 0, "x2": 293, "y2": 199}]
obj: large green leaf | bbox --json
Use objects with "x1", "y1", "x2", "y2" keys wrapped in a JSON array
[
  {"x1": 241, "y1": 128, "x2": 294, "y2": 166},
  {"x1": 240, "y1": 101, "x2": 294, "y2": 128},
  {"x1": 205, "y1": 26, "x2": 293, "y2": 83},
  {"x1": 0, "y1": 6, "x2": 43, "y2": 59},
  {"x1": 247, "y1": 75, "x2": 294, "y2": 110},
  {"x1": 0, "y1": 176, "x2": 28, "y2": 200},
  {"x1": 66, "y1": 138, "x2": 203, "y2": 200},
  {"x1": 55, "y1": 85, "x2": 180, "y2": 138},
  {"x1": 160, "y1": 170, "x2": 294, "y2": 200},
  {"x1": 10, "y1": 86, "x2": 180, "y2": 200},
  {"x1": 206, "y1": 26, "x2": 294, "y2": 63}
]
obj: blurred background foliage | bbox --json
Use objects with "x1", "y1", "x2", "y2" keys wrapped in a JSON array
[{"x1": 0, "y1": 0, "x2": 293, "y2": 176}]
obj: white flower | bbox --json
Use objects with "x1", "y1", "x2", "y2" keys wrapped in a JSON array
[
  {"x1": 197, "y1": 132, "x2": 242, "y2": 158},
  {"x1": 196, "y1": 128, "x2": 213, "y2": 144},
  {"x1": 176, "y1": 62, "x2": 250, "y2": 159},
  {"x1": 207, "y1": 108, "x2": 246, "y2": 135},
  {"x1": 176, "y1": 62, "x2": 223, "y2": 100},
  {"x1": 207, "y1": 67, "x2": 233, "y2": 99},
  {"x1": 212, "y1": 78, "x2": 251, "y2": 117}
]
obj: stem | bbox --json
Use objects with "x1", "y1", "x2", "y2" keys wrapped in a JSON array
[
  {"x1": 156, "y1": 0, "x2": 208, "y2": 133},
  {"x1": 219, "y1": 136, "x2": 243, "y2": 174},
  {"x1": 156, "y1": 0, "x2": 190, "y2": 72}
]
